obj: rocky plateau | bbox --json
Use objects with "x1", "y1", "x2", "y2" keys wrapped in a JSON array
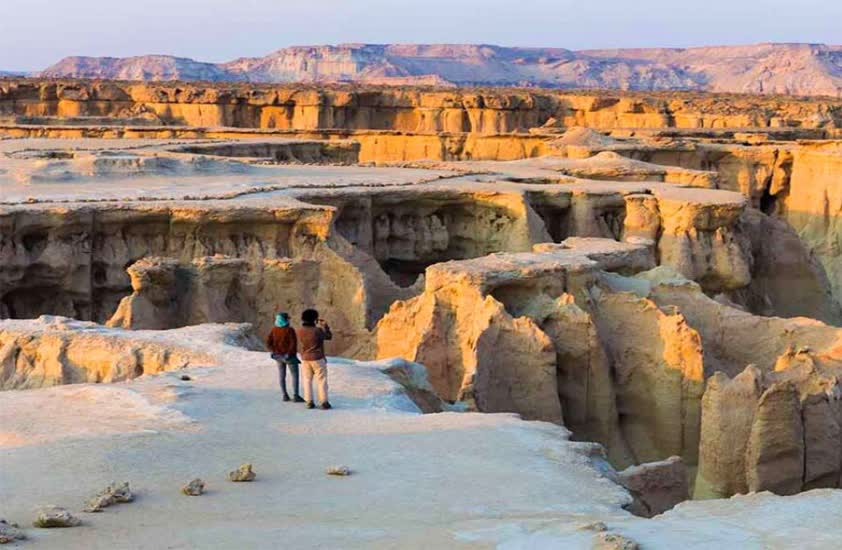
[{"x1": 2, "y1": 79, "x2": 842, "y2": 548}]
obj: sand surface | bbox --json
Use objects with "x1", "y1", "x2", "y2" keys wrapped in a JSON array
[
  {"x1": 1, "y1": 325, "x2": 631, "y2": 549},
  {"x1": 3, "y1": 324, "x2": 842, "y2": 548}
]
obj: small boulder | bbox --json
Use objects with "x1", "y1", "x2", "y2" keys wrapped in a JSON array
[
  {"x1": 84, "y1": 481, "x2": 134, "y2": 512},
  {"x1": 182, "y1": 479, "x2": 205, "y2": 496},
  {"x1": 84, "y1": 493, "x2": 112, "y2": 513},
  {"x1": 107, "y1": 481, "x2": 134, "y2": 503},
  {"x1": 228, "y1": 463, "x2": 256, "y2": 482},
  {"x1": 592, "y1": 533, "x2": 639, "y2": 550},
  {"x1": 326, "y1": 466, "x2": 352, "y2": 477},
  {"x1": 33, "y1": 507, "x2": 81, "y2": 528},
  {"x1": 83, "y1": 481, "x2": 134, "y2": 513},
  {"x1": 578, "y1": 521, "x2": 608, "y2": 532},
  {"x1": 0, "y1": 520, "x2": 26, "y2": 544},
  {"x1": 618, "y1": 456, "x2": 689, "y2": 517}
]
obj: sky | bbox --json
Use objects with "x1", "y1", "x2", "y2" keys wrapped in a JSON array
[{"x1": 1, "y1": 0, "x2": 840, "y2": 71}]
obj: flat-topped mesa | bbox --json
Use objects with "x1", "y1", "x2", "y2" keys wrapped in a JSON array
[
  {"x1": 650, "y1": 186, "x2": 752, "y2": 292},
  {"x1": 542, "y1": 151, "x2": 719, "y2": 187},
  {"x1": 2, "y1": 79, "x2": 842, "y2": 134}
]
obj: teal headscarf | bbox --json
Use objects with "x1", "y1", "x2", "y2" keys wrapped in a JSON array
[{"x1": 275, "y1": 313, "x2": 290, "y2": 328}]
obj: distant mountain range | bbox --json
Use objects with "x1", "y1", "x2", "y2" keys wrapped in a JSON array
[{"x1": 14, "y1": 43, "x2": 842, "y2": 96}]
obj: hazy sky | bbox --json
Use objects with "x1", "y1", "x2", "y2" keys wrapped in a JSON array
[{"x1": 1, "y1": 0, "x2": 840, "y2": 70}]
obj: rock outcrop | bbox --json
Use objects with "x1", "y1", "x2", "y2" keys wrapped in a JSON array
[
  {"x1": 326, "y1": 466, "x2": 352, "y2": 477},
  {"x1": 83, "y1": 481, "x2": 134, "y2": 512},
  {"x1": 228, "y1": 463, "x2": 256, "y2": 482},
  {"x1": 695, "y1": 349, "x2": 842, "y2": 498},
  {"x1": 592, "y1": 532, "x2": 640, "y2": 550},
  {"x1": 181, "y1": 479, "x2": 205, "y2": 496},
  {"x1": 0, "y1": 317, "x2": 250, "y2": 389},
  {"x1": 32, "y1": 507, "x2": 81, "y2": 528},
  {"x1": 377, "y1": 239, "x2": 842, "y2": 498},
  {"x1": 3, "y1": 79, "x2": 841, "y2": 137},
  {"x1": 375, "y1": 240, "x2": 655, "y2": 436},
  {"x1": 617, "y1": 456, "x2": 690, "y2": 517},
  {"x1": 0, "y1": 520, "x2": 25, "y2": 544}
]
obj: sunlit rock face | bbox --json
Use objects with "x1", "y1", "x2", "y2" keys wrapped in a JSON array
[{"x1": 3, "y1": 79, "x2": 842, "y2": 135}]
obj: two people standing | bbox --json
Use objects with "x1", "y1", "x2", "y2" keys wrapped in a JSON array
[{"x1": 266, "y1": 309, "x2": 333, "y2": 410}]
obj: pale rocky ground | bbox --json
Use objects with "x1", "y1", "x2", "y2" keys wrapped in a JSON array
[
  {"x1": 2, "y1": 94, "x2": 842, "y2": 548},
  {"x1": 2, "y1": 319, "x2": 841, "y2": 549}
]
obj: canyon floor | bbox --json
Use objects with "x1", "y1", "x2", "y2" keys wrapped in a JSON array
[{"x1": 2, "y1": 83, "x2": 842, "y2": 548}]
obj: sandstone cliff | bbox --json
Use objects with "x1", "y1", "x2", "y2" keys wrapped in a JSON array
[
  {"x1": 375, "y1": 240, "x2": 842, "y2": 497},
  {"x1": 3, "y1": 80, "x2": 841, "y2": 135}
]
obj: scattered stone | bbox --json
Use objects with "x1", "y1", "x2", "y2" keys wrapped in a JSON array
[
  {"x1": 228, "y1": 463, "x2": 256, "y2": 482},
  {"x1": 0, "y1": 520, "x2": 26, "y2": 544},
  {"x1": 578, "y1": 521, "x2": 608, "y2": 532},
  {"x1": 180, "y1": 374, "x2": 192, "y2": 381},
  {"x1": 592, "y1": 533, "x2": 639, "y2": 550},
  {"x1": 83, "y1": 481, "x2": 134, "y2": 512},
  {"x1": 84, "y1": 493, "x2": 112, "y2": 513},
  {"x1": 181, "y1": 478, "x2": 206, "y2": 496},
  {"x1": 32, "y1": 506, "x2": 81, "y2": 528},
  {"x1": 326, "y1": 466, "x2": 352, "y2": 476}
]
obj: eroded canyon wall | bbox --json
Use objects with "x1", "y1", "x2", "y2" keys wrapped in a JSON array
[
  {"x1": 2, "y1": 79, "x2": 841, "y2": 134},
  {"x1": 374, "y1": 238, "x2": 842, "y2": 498}
]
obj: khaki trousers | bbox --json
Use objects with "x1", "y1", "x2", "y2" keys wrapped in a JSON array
[{"x1": 300, "y1": 358, "x2": 329, "y2": 404}]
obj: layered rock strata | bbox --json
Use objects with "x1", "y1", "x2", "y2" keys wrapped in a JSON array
[
  {"x1": 3, "y1": 80, "x2": 841, "y2": 134},
  {"x1": 375, "y1": 238, "x2": 842, "y2": 500}
]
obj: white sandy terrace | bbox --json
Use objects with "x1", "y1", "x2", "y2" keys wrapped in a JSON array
[
  {"x1": 0, "y1": 138, "x2": 746, "y2": 208},
  {"x1": 2, "y1": 319, "x2": 842, "y2": 549}
]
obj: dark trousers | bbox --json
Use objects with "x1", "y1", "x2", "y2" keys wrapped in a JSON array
[{"x1": 275, "y1": 357, "x2": 300, "y2": 397}]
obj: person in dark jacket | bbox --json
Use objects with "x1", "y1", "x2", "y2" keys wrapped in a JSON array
[
  {"x1": 266, "y1": 312, "x2": 303, "y2": 403},
  {"x1": 295, "y1": 309, "x2": 332, "y2": 410}
]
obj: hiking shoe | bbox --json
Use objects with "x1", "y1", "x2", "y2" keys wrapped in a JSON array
[
  {"x1": 306, "y1": 401, "x2": 315, "y2": 410},
  {"x1": 320, "y1": 402, "x2": 333, "y2": 410},
  {"x1": 282, "y1": 393, "x2": 291, "y2": 402},
  {"x1": 293, "y1": 395, "x2": 305, "y2": 403}
]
